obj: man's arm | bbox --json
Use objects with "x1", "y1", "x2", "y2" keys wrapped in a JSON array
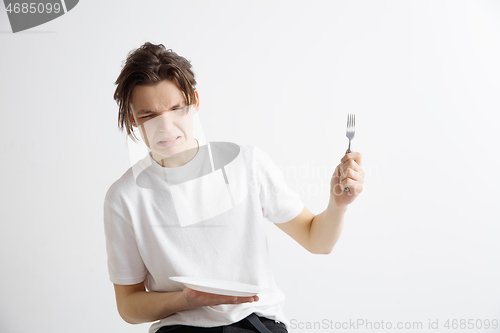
[
  {"x1": 275, "y1": 151, "x2": 364, "y2": 254},
  {"x1": 308, "y1": 200, "x2": 348, "y2": 254},
  {"x1": 114, "y1": 281, "x2": 259, "y2": 324},
  {"x1": 114, "y1": 282, "x2": 193, "y2": 324},
  {"x1": 274, "y1": 203, "x2": 347, "y2": 255}
]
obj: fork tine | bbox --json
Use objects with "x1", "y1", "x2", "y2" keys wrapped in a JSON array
[
  {"x1": 348, "y1": 113, "x2": 354, "y2": 132},
  {"x1": 348, "y1": 113, "x2": 353, "y2": 131}
]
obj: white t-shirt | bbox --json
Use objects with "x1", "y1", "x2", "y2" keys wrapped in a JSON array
[{"x1": 103, "y1": 141, "x2": 304, "y2": 333}]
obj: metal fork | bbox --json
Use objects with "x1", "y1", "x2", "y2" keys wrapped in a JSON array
[{"x1": 344, "y1": 113, "x2": 355, "y2": 192}]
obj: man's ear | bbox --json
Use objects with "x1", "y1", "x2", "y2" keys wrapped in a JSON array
[
  {"x1": 193, "y1": 90, "x2": 200, "y2": 114},
  {"x1": 131, "y1": 113, "x2": 137, "y2": 127}
]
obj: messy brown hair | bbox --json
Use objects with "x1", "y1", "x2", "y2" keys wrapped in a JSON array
[{"x1": 114, "y1": 42, "x2": 197, "y2": 143}]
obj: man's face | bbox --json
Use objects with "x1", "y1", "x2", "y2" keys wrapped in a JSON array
[{"x1": 130, "y1": 80, "x2": 199, "y2": 162}]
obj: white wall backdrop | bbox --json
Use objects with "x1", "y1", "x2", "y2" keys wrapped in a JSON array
[{"x1": 1, "y1": 1, "x2": 499, "y2": 332}]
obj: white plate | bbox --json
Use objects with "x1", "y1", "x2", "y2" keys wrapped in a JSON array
[{"x1": 169, "y1": 276, "x2": 272, "y2": 297}]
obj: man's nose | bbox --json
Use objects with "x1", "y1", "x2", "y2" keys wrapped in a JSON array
[{"x1": 156, "y1": 112, "x2": 176, "y2": 131}]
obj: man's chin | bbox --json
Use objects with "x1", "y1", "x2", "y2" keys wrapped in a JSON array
[{"x1": 153, "y1": 149, "x2": 182, "y2": 159}]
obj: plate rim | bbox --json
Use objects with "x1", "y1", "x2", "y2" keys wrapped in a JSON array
[{"x1": 169, "y1": 276, "x2": 271, "y2": 294}]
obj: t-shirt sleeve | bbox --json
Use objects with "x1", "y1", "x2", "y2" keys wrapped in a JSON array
[
  {"x1": 253, "y1": 146, "x2": 304, "y2": 224},
  {"x1": 103, "y1": 189, "x2": 148, "y2": 285}
]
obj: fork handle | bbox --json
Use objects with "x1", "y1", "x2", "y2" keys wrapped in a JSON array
[{"x1": 344, "y1": 144, "x2": 351, "y2": 192}]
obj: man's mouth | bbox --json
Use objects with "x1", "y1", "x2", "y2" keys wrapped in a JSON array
[{"x1": 158, "y1": 136, "x2": 181, "y2": 143}]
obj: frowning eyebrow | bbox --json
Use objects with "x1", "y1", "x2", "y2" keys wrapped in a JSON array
[{"x1": 137, "y1": 101, "x2": 186, "y2": 115}]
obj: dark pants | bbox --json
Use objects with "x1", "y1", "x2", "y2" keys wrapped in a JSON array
[{"x1": 155, "y1": 313, "x2": 287, "y2": 333}]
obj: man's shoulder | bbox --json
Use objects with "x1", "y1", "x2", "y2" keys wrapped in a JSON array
[{"x1": 104, "y1": 166, "x2": 137, "y2": 206}]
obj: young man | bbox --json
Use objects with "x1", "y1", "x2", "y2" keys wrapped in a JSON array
[{"x1": 104, "y1": 42, "x2": 364, "y2": 333}]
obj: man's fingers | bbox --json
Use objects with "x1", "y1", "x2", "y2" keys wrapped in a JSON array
[
  {"x1": 214, "y1": 293, "x2": 257, "y2": 304},
  {"x1": 340, "y1": 168, "x2": 364, "y2": 183},
  {"x1": 339, "y1": 159, "x2": 363, "y2": 173},
  {"x1": 185, "y1": 287, "x2": 258, "y2": 306},
  {"x1": 233, "y1": 295, "x2": 258, "y2": 302},
  {"x1": 332, "y1": 165, "x2": 341, "y2": 180},
  {"x1": 337, "y1": 162, "x2": 365, "y2": 182},
  {"x1": 341, "y1": 152, "x2": 362, "y2": 166}
]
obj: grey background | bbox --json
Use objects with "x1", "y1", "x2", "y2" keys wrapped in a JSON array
[{"x1": 1, "y1": 1, "x2": 499, "y2": 332}]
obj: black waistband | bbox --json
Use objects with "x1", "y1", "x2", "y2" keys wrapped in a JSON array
[
  {"x1": 155, "y1": 312, "x2": 283, "y2": 333},
  {"x1": 246, "y1": 313, "x2": 273, "y2": 333}
]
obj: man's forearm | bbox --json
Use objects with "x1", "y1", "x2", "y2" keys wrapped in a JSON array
[
  {"x1": 308, "y1": 199, "x2": 348, "y2": 255},
  {"x1": 120, "y1": 290, "x2": 196, "y2": 324}
]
